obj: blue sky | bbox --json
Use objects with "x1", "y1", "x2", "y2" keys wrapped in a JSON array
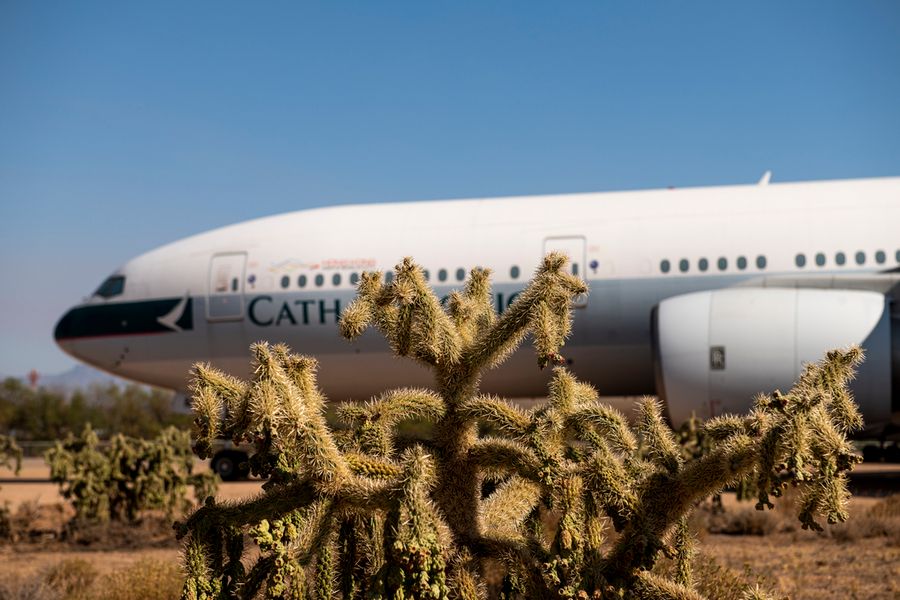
[{"x1": 1, "y1": 1, "x2": 899, "y2": 375}]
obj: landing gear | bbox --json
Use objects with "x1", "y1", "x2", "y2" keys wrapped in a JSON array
[
  {"x1": 211, "y1": 450, "x2": 251, "y2": 481},
  {"x1": 861, "y1": 441, "x2": 900, "y2": 463}
]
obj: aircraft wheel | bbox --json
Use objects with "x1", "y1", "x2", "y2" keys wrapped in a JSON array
[
  {"x1": 862, "y1": 445, "x2": 884, "y2": 463},
  {"x1": 211, "y1": 450, "x2": 250, "y2": 481},
  {"x1": 885, "y1": 443, "x2": 900, "y2": 463}
]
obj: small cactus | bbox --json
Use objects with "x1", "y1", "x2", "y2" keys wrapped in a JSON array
[
  {"x1": 0, "y1": 434, "x2": 22, "y2": 475},
  {"x1": 0, "y1": 434, "x2": 22, "y2": 539},
  {"x1": 46, "y1": 424, "x2": 217, "y2": 525},
  {"x1": 178, "y1": 255, "x2": 862, "y2": 599}
]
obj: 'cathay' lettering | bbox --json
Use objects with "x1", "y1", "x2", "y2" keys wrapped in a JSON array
[{"x1": 247, "y1": 292, "x2": 522, "y2": 328}]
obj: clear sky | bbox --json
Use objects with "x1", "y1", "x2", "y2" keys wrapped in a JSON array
[{"x1": 1, "y1": 1, "x2": 899, "y2": 375}]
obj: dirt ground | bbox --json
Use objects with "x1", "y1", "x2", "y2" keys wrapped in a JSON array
[
  {"x1": 704, "y1": 533, "x2": 900, "y2": 600},
  {"x1": 2, "y1": 459, "x2": 899, "y2": 599}
]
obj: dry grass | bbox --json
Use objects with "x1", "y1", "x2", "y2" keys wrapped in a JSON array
[{"x1": 0, "y1": 557, "x2": 182, "y2": 600}]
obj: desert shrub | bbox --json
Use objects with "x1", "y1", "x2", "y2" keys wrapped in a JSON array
[
  {"x1": 44, "y1": 559, "x2": 99, "y2": 599},
  {"x1": 826, "y1": 513, "x2": 900, "y2": 542},
  {"x1": 178, "y1": 255, "x2": 863, "y2": 600},
  {"x1": 46, "y1": 424, "x2": 217, "y2": 526},
  {"x1": 0, "y1": 558, "x2": 182, "y2": 600},
  {"x1": 824, "y1": 494, "x2": 900, "y2": 543},
  {"x1": 703, "y1": 507, "x2": 784, "y2": 537},
  {"x1": 867, "y1": 494, "x2": 900, "y2": 519},
  {"x1": 95, "y1": 558, "x2": 184, "y2": 600},
  {"x1": 0, "y1": 576, "x2": 56, "y2": 600}
]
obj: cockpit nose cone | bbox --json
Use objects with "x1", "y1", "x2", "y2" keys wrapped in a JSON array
[
  {"x1": 54, "y1": 307, "x2": 86, "y2": 361},
  {"x1": 54, "y1": 307, "x2": 77, "y2": 345}
]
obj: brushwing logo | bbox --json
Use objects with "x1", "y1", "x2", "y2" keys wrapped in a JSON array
[{"x1": 157, "y1": 294, "x2": 190, "y2": 332}]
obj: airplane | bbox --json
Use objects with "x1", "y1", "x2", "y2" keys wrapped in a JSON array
[{"x1": 54, "y1": 175, "x2": 900, "y2": 477}]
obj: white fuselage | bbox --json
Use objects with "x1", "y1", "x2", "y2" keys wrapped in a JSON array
[{"x1": 55, "y1": 177, "x2": 900, "y2": 428}]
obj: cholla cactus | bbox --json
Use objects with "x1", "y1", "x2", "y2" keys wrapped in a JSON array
[
  {"x1": 179, "y1": 255, "x2": 862, "y2": 599},
  {"x1": 0, "y1": 434, "x2": 21, "y2": 477},
  {"x1": 46, "y1": 424, "x2": 217, "y2": 525},
  {"x1": 0, "y1": 435, "x2": 22, "y2": 539}
]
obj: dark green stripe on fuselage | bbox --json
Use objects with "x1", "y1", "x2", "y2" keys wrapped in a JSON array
[{"x1": 54, "y1": 298, "x2": 193, "y2": 340}]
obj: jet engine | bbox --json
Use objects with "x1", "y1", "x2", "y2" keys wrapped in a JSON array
[{"x1": 652, "y1": 288, "x2": 898, "y2": 435}]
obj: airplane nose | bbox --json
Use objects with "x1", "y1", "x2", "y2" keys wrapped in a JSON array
[
  {"x1": 54, "y1": 306, "x2": 88, "y2": 361},
  {"x1": 54, "y1": 307, "x2": 78, "y2": 344}
]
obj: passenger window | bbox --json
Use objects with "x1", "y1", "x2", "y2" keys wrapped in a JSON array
[
  {"x1": 280, "y1": 275, "x2": 290, "y2": 289},
  {"x1": 660, "y1": 259, "x2": 671, "y2": 273},
  {"x1": 94, "y1": 275, "x2": 125, "y2": 298},
  {"x1": 298, "y1": 274, "x2": 308, "y2": 288},
  {"x1": 875, "y1": 250, "x2": 886, "y2": 264},
  {"x1": 737, "y1": 256, "x2": 748, "y2": 270},
  {"x1": 385, "y1": 272, "x2": 394, "y2": 284},
  {"x1": 455, "y1": 268, "x2": 465, "y2": 281},
  {"x1": 350, "y1": 273, "x2": 359, "y2": 285},
  {"x1": 423, "y1": 269, "x2": 430, "y2": 281},
  {"x1": 510, "y1": 265, "x2": 520, "y2": 279},
  {"x1": 835, "y1": 252, "x2": 846, "y2": 266},
  {"x1": 756, "y1": 255, "x2": 766, "y2": 269},
  {"x1": 315, "y1": 274, "x2": 324, "y2": 287},
  {"x1": 855, "y1": 251, "x2": 865, "y2": 265},
  {"x1": 678, "y1": 259, "x2": 689, "y2": 273},
  {"x1": 815, "y1": 253, "x2": 826, "y2": 267},
  {"x1": 896, "y1": 250, "x2": 900, "y2": 263},
  {"x1": 333, "y1": 273, "x2": 342, "y2": 286},
  {"x1": 717, "y1": 257, "x2": 727, "y2": 271},
  {"x1": 795, "y1": 254, "x2": 806, "y2": 268},
  {"x1": 698, "y1": 258, "x2": 708, "y2": 272},
  {"x1": 438, "y1": 269, "x2": 448, "y2": 282}
]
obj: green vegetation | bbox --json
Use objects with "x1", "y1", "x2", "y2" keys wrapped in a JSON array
[
  {"x1": 0, "y1": 432, "x2": 22, "y2": 475},
  {"x1": 46, "y1": 424, "x2": 217, "y2": 526},
  {"x1": 177, "y1": 255, "x2": 863, "y2": 599},
  {"x1": 0, "y1": 378, "x2": 190, "y2": 442},
  {"x1": 0, "y1": 433, "x2": 22, "y2": 538}
]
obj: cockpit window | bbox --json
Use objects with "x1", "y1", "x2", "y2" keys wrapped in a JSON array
[{"x1": 94, "y1": 275, "x2": 125, "y2": 298}]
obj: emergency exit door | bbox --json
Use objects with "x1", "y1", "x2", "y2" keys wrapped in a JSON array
[
  {"x1": 543, "y1": 236, "x2": 587, "y2": 307},
  {"x1": 207, "y1": 253, "x2": 247, "y2": 321}
]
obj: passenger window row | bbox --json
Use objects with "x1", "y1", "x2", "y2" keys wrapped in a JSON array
[
  {"x1": 660, "y1": 249, "x2": 900, "y2": 274},
  {"x1": 279, "y1": 265, "x2": 524, "y2": 289},
  {"x1": 794, "y1": 249, "x2": 897, "y2": 268},
  {"x1": 660, "y1": 255, "x2": 765, "y2": 274}
]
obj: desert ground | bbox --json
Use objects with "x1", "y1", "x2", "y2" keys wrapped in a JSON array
[{"x1": 1, "y1": 459, "x2": 898, "y2": 599}]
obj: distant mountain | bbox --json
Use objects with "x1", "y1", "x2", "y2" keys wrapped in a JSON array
[{"x1": 9, "y1": 364, "x2": 137, "y2": 394}]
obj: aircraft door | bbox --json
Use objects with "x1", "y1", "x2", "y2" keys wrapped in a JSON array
[
  {"x1": 207, "y1": 253, "x2": 247, "y2": 321},
  {"x1": 544, "y1": 236, "x2": 587, "y2": 307}
]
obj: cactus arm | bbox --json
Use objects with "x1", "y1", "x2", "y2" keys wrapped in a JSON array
[
  {"x1": 458, "y1": 395, "x2": 531, "y2": 438},
  {"x1": 633, "y1": 570, "x2": 708, "y2": 600},
  {"x1": 566, "y1": 404, "x2": 638, "y2": 456},
  {"x1": 341, "y1": 260, "x2": 462, "y2": 367},
  {"x1": 462, "y1": 254, "x2": 586, "y2": 371},
  {"x1": 637, "y1": 397, "x2": 684, "y2": 475},
  {"x1": 480, "y1": 476, "x2": 542, "y2": 540},
  {"x1": 467, "y1": 438, "x2": 541, "y2": 480}
]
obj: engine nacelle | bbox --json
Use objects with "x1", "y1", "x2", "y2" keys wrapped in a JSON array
[{"x1": 653, "y1": 288, "x2": 895, "y2": 434}]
